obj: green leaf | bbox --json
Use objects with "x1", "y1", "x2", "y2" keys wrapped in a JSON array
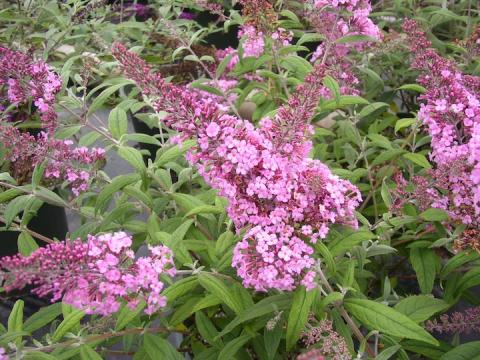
[
  {"x1": 264, "y1": 315, "x2": 283, "y2": 360},
  {"x1": 17, "y1": 195, "x2": 42, "y2": 228},
  {"x1": 429, "y1": 237, "x2": 452, "y2": 248},
  {"x1": 33, "y1": 187, "x2": 67, "y2": 207},
  {"x1": 280, "y1": 56, "x2": 312, "y2": 77},
  {"x1": 123, "y1": 186, "x2": 152, "y2": 209},
  {"x1": 124, "y1": 133, "x2": 161, "y2": 146},
  {"x1": 341, "y1": 261, "x2": 355, "y2": 288},
  {"x1": 117, "y1": 146, "x2": 146, "y2": 172},
  {"x1": 198, "y1": 273, "x2": 244, "y2": 314},
  {"x1": 55, "y1": 125, "x2": 83, "y2": 140},
  {"x1": 115, "y1": 301, "x2": 145, "y2": 331},
  {"x1": 190, "y1": 82, "x2": 223, "y2": 96},
  {"x1": 410, "y1": 248, "x2": 437, "y2": 294},
  {"x1": 321, "y1": 95, "x2": 369, "y2": 110},
  {"x1": 441, "y1": 251, "x2": 479, "y2": 277},
  {"x1": 143, "y1": 334, "x2": 183, "y2": 360},
  {"x1": 216, "y1": 54, "x2": 233, "y2": 79},
  {"x1": 172, "y1": 46, "x2": 188, "y2": 61},
  {"x1": 189, "y1": 28, "x2": 207, "y2": 46},
  {"x1": 402, "y1": 339, "x2": 450, "y2": 359},
  {"x1": 170, "y1": 294, "x2": 222, "y2": 326},
  {"x1": 79, "y1": 346, "x2": 102, "y2": 360},
  {"x1": 335, "y1": 34, "x2": 378, "y2": 43},
  {"x1": 0, "y1": 331, "x2": 30, "y2": 347},
  {"x1": 24, "y1": 353, "x2": 59, "y2": 360},
  {"x1": 0, "y1": 172, "x2": 16, "y2": 184},
  {"x1": 395, "y1": 118, "x2": 416, "y2": 133},
  {"x1": 24, "y1": 303, "x2": 62, "y2": 333},
  {"x1": 155, "y1": 140, "x2": 195, "y2": 167},
  {"x1": 195, "y1": 311, "x2": 223, "y2": 348},
  {"x1": 215, "y1": 231, "x2": 235, "y2": 257},
  {"x1": 170, "y1": 297, "x2": 206, "y2": 326},
  {"x1": 0, "y1": 188, "x2": 24, "y2": 204},
  {"x1": 375, "y1": 345, "x2": 401, "y2": 360},
  {"x1": 344, "y1": 298, "x2": 438, "y2": 345},
  {"x1": 328, "y1": 230, "x2": 375, "y2": 256},
  {"x1": 440, "y1": 341, "x2": 480, "y2": 360},
  {"x1": 232, "y1": 283, "x2": 254, "y2": 309},
  {"x1": 371, "y1": 149, "x2": 405, "y2": 166},
  {"x1": 52, "y1": 309, "x2": 85, "y2": 341},
  {"x1": 359, "y1": 67, "x2": 384, "y2": 95},
  {"x1": 63, "y1": 303, "x2": 79, "y2": 319},
  {"x1": 286, "y1": 287, "x2": 316, "y2": 350},
  {"x1": 217, "y1": 334, "x2": 253, "y2": 360},
  {"x1": 318, "y1": 292, "x2": 344, "y2": 310},
  {"x1": 358, "y1": 102, "x2": 388, "y2": 119},
  {"x1": 394, "y1": 295, "x2": 448, "y2": 323},
  {"x1": 381, "y1": 178, "x2": 392, "y2": 208},
  {"x1": 297, "y1": 33, "x2": 325, "y2": 45},
  {"x1": 8, "y1": 299, "x2": 24, "y2": 333},
  {"x1": 95, "y1": 173, "x2": 140, "y2": 212},
  {"x1": 397, "y1": 84, "x2": 426, "y2": 93},
  {"x1": 88, "y1": 82, "x2": 132, "y2": 115},
  {"x1": 8, "y1": 300, "x2": 24, "y2": 345},
  {"x1": 314, "y1": 242, "x2": 336, "y2": 274},
  {"x1": 456, "y1": 267, "x2": 480, "y2": 295},
  {"x1": 18, "y1": 232, "x2": 39, "y2": 256},
  {"x1": 368, "y1": 133, "x2": 392, "y2": 150},
  {"x1": 168, "y1": 219, "x2": 194, "y2": 252},
  {"x1": 4, "y1": 195, "x2": 32, "y2": 227},
  {"x1": 200, "y1": 55, "x2": 215, "y2": 63},
  {"x1": 280, "y1": 9, "x2": 300, "y2": 22},
  {"x1": 403, "y1": 153, "x2": 432, "y2": 169},
  {"x1": 162, "y1": 276, "x2": 199, "y2": 303},
  {"x1": 108, "y1": 107, "x2": 128, "y2": 140},
  {"x1": 171, "y1": 193, "x2": 206, "y2": 213},
  {"x1": 217, "y1": 294, "x2": 292, "y2": 337},
  {"x1": 31, "y1": 161, "x2": 46, "y2": 188},
  {"x1": 184, "y1": 205, "x2": 223, "y2": 218},
  {"x1": 388, "y1": 216, "x2": 418, "y2": 228},
  {"x1": 420, "y1": 208, "x2": 449, "y2": 222},
  {"x1": 79, "y1": 131, "x2": 102, "y2": 147},
  {"x1": 323, "y1": 75, "x2": 341, "y2": 105}
]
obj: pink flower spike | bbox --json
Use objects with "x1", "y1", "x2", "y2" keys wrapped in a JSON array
[
  {"x1": 113, "y1": 43, "x2": 361, "y2": 292},
  {"x1": 0, "y1": 232, "x2": 176, "y2": 316}
]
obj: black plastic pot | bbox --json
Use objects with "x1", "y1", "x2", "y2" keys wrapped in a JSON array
[
  {"x1": 196, "y1": 10, "x2": 239, "y2": 49},
  {"x1": 0, "y1": 202, "x2": 68, "y2": 314},
  {"x1": 0, "y1": 202, "x2": 68, "y2": 257}
]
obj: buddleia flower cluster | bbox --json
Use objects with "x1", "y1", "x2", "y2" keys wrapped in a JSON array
[
  {"x1": 0, "y1": 126, "x2": 104, "y2": 194},
  {"x1": 300, "y1": 319, "x2": 351, "y2": 360},
  {"x1": 190, "y1": 1, "x2": 294, "y2": 110},
  {"x1": 0, "y1": 47, "x2": 61, "y2": 131},
  {"x1": 426, "y1": 306, "x2": 480, "y2": 336},
  {"x1": 0, "y1": 47, "x2": 105, "y2": 194},
  {"x1": 215, "y1": 0, "x2": 294, "y2": 76},
  {"x1": 397, "y1": 20, "x2": 480, "y2": 229},
  {"x1": 307, "y1": 0, "x2": 381, "y2": 95},
  {"x1": 0, "y1": 232, "x2": 176, "y2": 315},
  {"x1": 113, "y1": 42, "x2": 361, "y2": 291}
]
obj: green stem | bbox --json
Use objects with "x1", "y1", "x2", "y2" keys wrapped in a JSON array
[
  {"x1": 316, "y1": 262, "x2": 376, "y2": 358},
  {"x1": 0, "y1": 215, "x2": 55, "y2": 244},
  {"x1": 21, "y1": 326, "x2": 188, "y2": 355}
]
